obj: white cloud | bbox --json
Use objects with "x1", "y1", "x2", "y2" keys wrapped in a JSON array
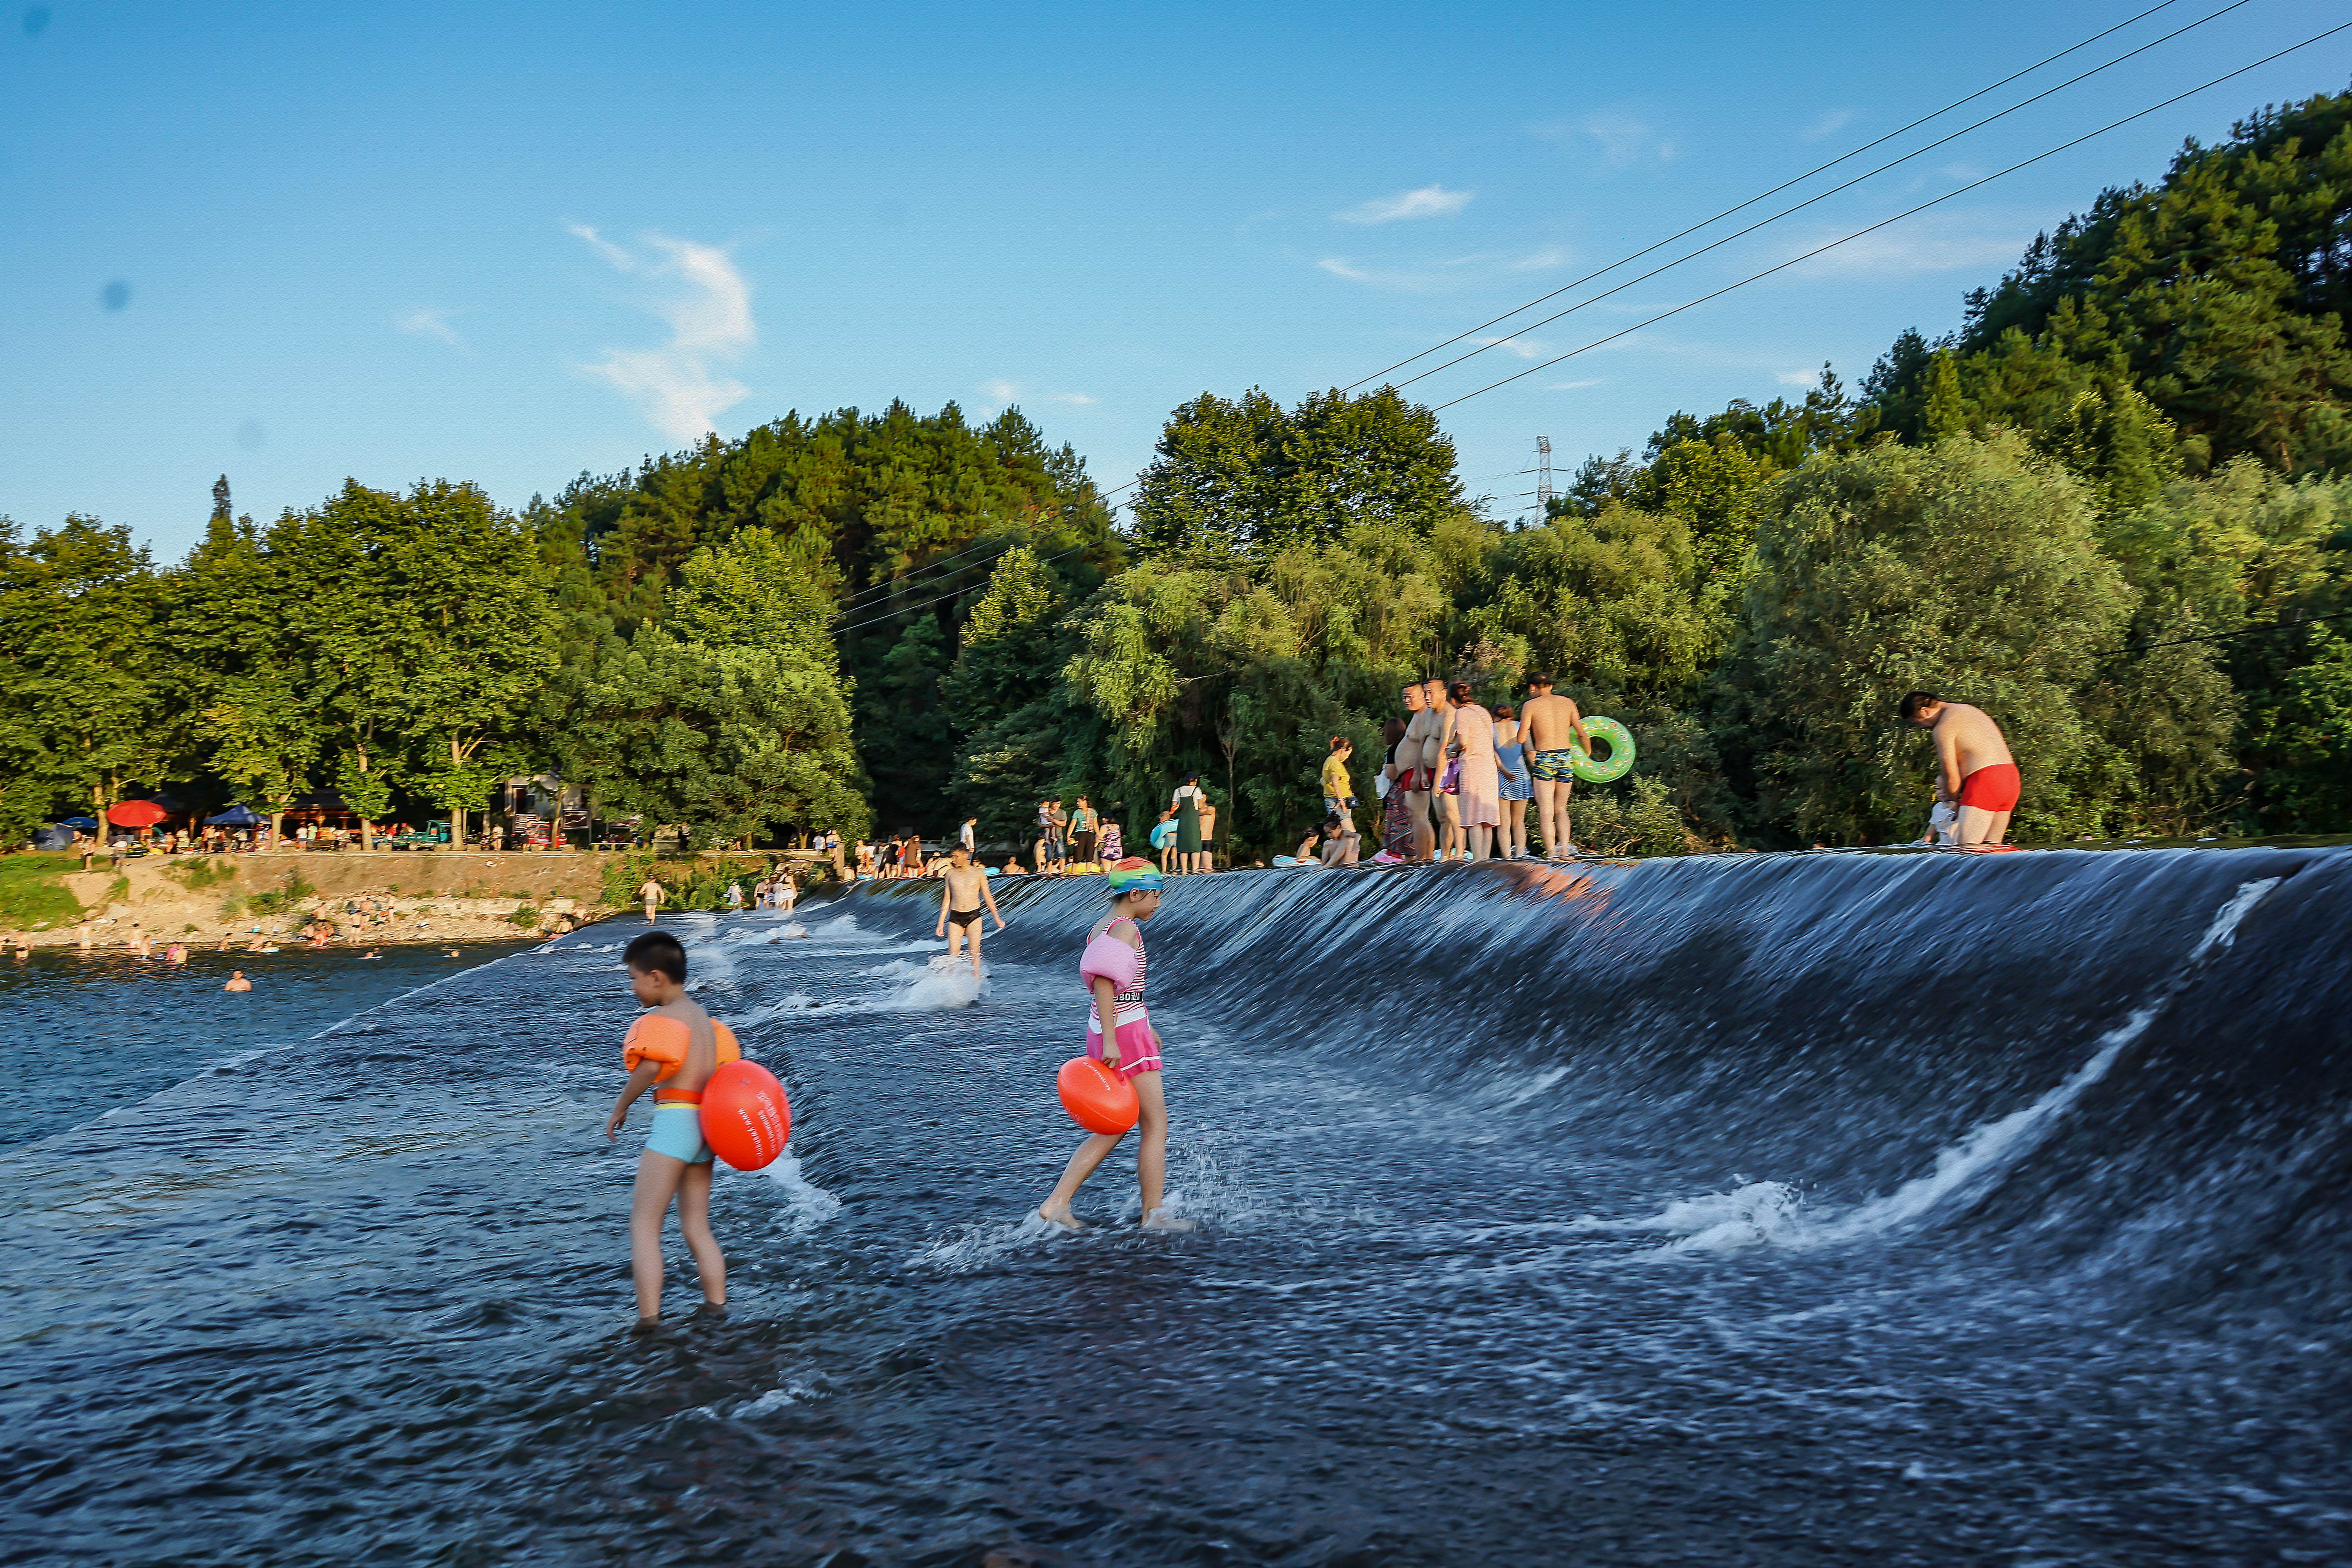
[
  {"x1": 1777, "y1": 369, "x2": 1818, "y2": 386},
  {"x1": 978, "y1": 379, "x2": 1096, "y2": 408},
  {"x1": 396, "y1": 306, "x2": 469, "y2": 352},
  {"x1": 1546, "y1": 378, "x2": 1605, "y2": 390},
  {"x1": 569, "y1": 223, "x2": 755, "y2": 442},
  {"x1": 1335, "y1": 183, "x2": 1474, "y2": 224},
  {"x1": 1801, "y1": 109, "x2": 1854, "y2": 143},
  {"x1": 1315, "y1": 246, "x2": 1568, "y2": 293},
  {"x1": 1543, "y1": 113, "x2": 1675, "y2": 167},
  {"x1": 1779, "y1": 213, "x2": 2031, "y2": 280},
  {"x1": 1477, "y1": 335, "x2": 1543, "y2": 360}
]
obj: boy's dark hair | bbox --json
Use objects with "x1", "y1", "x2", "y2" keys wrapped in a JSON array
[
  {"x1": 1527, "y1": 672, "x2": 1554, "y2": 688},
  {"x1": 1899, "y1": 690, "x2": 1942, "y2": 721},
  {"x1": 624, "y1": 930, "x2": 688, "y2": 982}
]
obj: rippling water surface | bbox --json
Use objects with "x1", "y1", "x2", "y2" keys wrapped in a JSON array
[{"x1": 4, "y1": 849, "x2": 2349, "y2": 1566}]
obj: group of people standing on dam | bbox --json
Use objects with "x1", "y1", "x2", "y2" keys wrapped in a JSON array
[
  {"x1": 864, "y1": 674, "x2": 2025, "y2": 885},
  {"x1": 1373, "y1": 672, "x2": 1598, "y2": 863}
]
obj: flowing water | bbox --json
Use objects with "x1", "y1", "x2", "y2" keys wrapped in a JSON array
[{"x1": 4, "y1": 848, "x2": 2349, "y2": 1566}]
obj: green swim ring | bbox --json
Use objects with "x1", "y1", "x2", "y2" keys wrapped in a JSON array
[{"x1": 1572, "y1": 716, "x2": 1637, "y2": 784}]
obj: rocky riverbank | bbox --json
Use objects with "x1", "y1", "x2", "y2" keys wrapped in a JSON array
[{"x1": 3, "y1": 850, "x2": 620, "y2": 949}]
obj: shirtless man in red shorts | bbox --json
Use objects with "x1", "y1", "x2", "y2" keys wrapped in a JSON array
[{"x1": 1902, "y1": 691, "x2": 2018, "y2": 846}]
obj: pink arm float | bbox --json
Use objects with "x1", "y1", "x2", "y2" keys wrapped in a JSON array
[{"x1": 1079, "y1": 931, "x2": 1141, "y2": 992}]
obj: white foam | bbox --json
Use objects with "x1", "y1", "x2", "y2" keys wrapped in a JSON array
[
  {"x1": 2190, "y1": 877, "x2": 2279, "y2": 960},
  {"x1": 1584, "y1": 878, "x2": 2287, "y2": 1258},
  {"x1": 753, "y1": 1151, "x2": 842, "y2": 1232},
  {"x1": 730, "y1": 1381, "x2": 825, "y2": 1417},
  {"x1": 735, "y1": 993, "x2": 820, "y2": 1025},
  {"x1": 912, "y1": 1213, "x2": 1072, "y2": 1272},
  {"x1": 748, "y1": 963, "x2": 986, "y2": 1016}
]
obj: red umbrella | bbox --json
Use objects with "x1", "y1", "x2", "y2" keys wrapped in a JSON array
[{"x1": 107, "y1": 800, "x2": 169, "y2": 828}]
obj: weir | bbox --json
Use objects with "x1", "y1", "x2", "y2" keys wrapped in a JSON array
[{"x1": 3, "y1": 844, "x2": 2347, "y2": 1564}]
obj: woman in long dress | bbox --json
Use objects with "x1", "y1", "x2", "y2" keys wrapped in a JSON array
[
  {"x1": 1172, "y1": 774, "x2": 1206, "y2": 874},
  {"x1": 1438, "y1": 681, "x2": 1500, "y2": 861}
]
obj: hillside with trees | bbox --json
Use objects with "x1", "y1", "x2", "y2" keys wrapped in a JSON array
[{"x1": 0, "y1": 90, "x2": 2345, "y2": 855}]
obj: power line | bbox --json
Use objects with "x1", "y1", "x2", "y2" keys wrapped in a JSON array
[
  {"x1": 1390, "y1": 0, "x2": 2259, "y2": 395},
  {"x1": 2122, "y1": 607, "x2": 2352, "y2": 655},
  {"x1": 1341, "y1": 0, "x2": 2205, "y2": 394},
  {"x1": 830, "y1": 532, "x2": 1033, "y2": 614},
  {"x1": 824, "y1": 483, "x2": 1143, "y2": 626},
  {"x1": 828, "y1": 490, "x2": 1128, "y2": 618},
  {"x1": 1432, "y1": 20, "x2": 2352, "y2": 414},
  {"x1": 830, "y1": 10, "x2": 2328, "y2": 637},
  {"x1": 831, "y1": 537, "x2": 1109, "y2": 640}
]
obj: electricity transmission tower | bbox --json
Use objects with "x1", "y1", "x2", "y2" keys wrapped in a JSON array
[{"x1": 1535, "y1": 436, "x2": 1553, "y2": 510}]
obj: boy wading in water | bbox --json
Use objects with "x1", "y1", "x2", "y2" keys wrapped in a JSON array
[
  {"x1": 935, "y1": 842, "x2": 1006, "y2": 976},
  {"x1": 604, "y1": 931, "x2": 735, "y2": 1325},
  {"x1": 1038, "y1": 859, "x2": 1196, "y2": 1232}
]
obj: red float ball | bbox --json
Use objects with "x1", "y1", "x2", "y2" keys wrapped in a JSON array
[
  {"x1": 700, "y1": 1060, "x2": 792, "y2": 1171},
  {"x1": 1057, "y1": 1056, "x2": 1138, "y2": 1135}
]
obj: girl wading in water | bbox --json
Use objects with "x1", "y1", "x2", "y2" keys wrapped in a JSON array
[{"x1": 1038, "y1": 858, "x2": 1196, "y2": 1232}]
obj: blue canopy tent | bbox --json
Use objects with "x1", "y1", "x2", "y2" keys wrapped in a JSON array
[
  {"x1": 206, "y1": 805, "x2": 266, "y2": 827},
  {"x1": 59, "y1": 816, "x2": 99, "y2": 829}
]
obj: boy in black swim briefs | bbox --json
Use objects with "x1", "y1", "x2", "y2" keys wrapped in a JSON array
[{"x1": 935, "y1": 843, "x2": 1006, "y2": 977}]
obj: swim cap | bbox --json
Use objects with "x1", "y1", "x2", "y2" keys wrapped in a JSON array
[{"x1": 1105, "y1": 857, "x2": 1163, "y2": 895}]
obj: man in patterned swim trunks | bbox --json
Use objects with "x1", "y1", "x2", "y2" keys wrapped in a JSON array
[{"x1": 1521, "y1": 673, "x2": 1590, "y2": 858}]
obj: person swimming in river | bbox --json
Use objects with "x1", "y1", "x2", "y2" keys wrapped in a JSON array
[
  {"x1": 603, "y1": 930, "x2": 734, "y2": 1326},
  {"x1": 935, "y1": 842, "x2": 1006, "y2": 977},
  {"x1": 1038, "y1": 859, "x2": 1196, "y2": 1233}
]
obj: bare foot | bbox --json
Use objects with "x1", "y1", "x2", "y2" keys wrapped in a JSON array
[
  {"x1": 1140, "y1": 1210, "x2": 1198, "y2": 1232},
  {"x1": 1036, "y1": 1202, "x2": 1083, "y2": 1231}
]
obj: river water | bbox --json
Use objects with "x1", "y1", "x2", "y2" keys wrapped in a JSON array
[{"x1": 4, "y1": 847, "x2": 2348, "y2": 1566}]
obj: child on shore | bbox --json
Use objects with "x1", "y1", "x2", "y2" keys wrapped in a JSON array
[
  {"x1": 603, "y1": 930, "x2": 735, "y2": 1325},
  {"x1": 1038, "y1": 859, "x2": 1196, "y2": 1232}
]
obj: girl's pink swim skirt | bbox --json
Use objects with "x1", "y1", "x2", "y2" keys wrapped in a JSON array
[{"x1": 1085, "y1": 1014, "x2": 1162, "y2": 1078}]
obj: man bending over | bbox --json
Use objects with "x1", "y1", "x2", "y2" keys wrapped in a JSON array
[{"x1": 1902, "y1": 691, "x2": 2018, "y2": 846}]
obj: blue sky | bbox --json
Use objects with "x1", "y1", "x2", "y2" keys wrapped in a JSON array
[{"x1": 4, "y1": 0, "x2": 2347, "y2": 559}]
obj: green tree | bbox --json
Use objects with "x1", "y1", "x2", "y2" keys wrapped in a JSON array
[
  {"x1": 564, "y1": 628, "x2": 865, "y2": 847},
  {"x1": 1132, "y1": 385, "x2": 1464, "y2": 557},
  {"x1": 666, "y1": 524, "x2": 836, "y2": 658},
  {"x1": 199, "y1": 672, "x2": 318, "y2": 844},
  {"x1": 1719, "y1": 433, "x2": 2135, "y2": 843},
  {"x1": 296, "y1": 480, "x2": 559, "y2": 846},
  {"x1": 0, "y1": 517, "x2": 172, "y2": 846}
]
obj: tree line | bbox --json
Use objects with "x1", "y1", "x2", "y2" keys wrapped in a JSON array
[{"x1": 2, "y1": 90, "x2": 2346, "y2": 856}]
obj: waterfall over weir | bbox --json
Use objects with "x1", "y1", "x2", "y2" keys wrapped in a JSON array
[{"x1": 4, "y1": 845, "x2": 2348, "y2": 1565}]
